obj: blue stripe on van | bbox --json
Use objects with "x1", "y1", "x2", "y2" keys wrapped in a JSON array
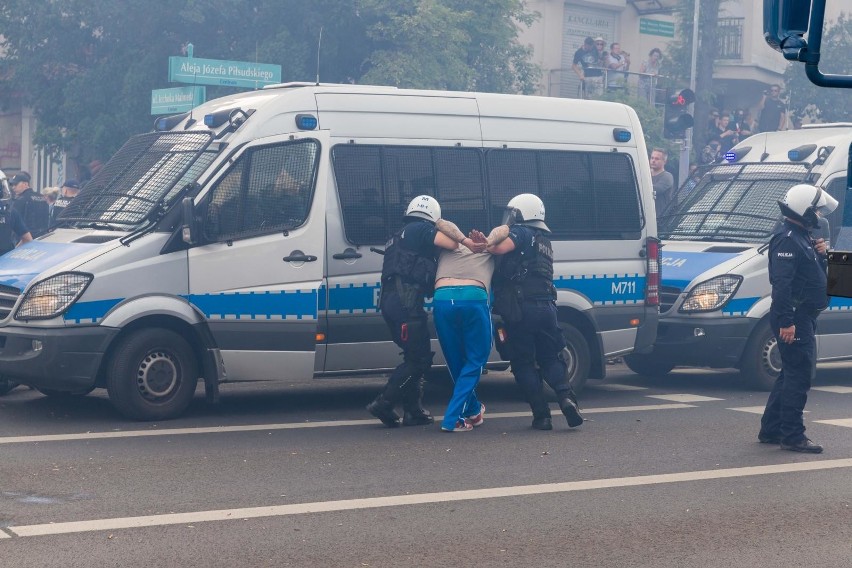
[
  {"x1": 187, "y1": 290, "x2": 318, "y2": 320},
  {"x1": 661, "y1": 251, "x2": 742, "y2": 289},
  {"x1": 554, "y1": 274, "x2": 645, "y2": 305},
  {"x1": 827, "y1": 297, "x2": 852, "y2": 311},
  {"x1": 64, "y1": 299, "x2": 124, "y2": 324},
  {"x1": 327, "y1": 282, "x2": 380, "y2": 314},
  {"x1": 721, "y1": 297, "x2": 759, "y2": 316}
]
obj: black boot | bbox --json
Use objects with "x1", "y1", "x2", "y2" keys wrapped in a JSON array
[
  {"x1": 367, "y1": 395, "x2": 401, "y2": 427},
  {"x1": 402, "y1": 378, "x2": 434, "y2": 426},
  {"x1": 532, "y1": 413, "x2": 553, "y2": 430},
  {"x1": 559, "y1": 396, "x2": 584, "y2": 428}
]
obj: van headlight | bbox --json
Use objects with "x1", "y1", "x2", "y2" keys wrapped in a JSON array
[
  {"x1": 679, "y1": 275, "x2": 742, "y2": 313},
  {"x1": 15, "y1": 273, "x2": 93, "y2": 321}
]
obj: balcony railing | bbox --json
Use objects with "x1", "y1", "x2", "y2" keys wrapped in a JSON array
[
  {"x1": 718, "y1": 17, "x2": 744, "y2": 60},
  {"x1": 547, "y1": 68, "x2": 671, "y2": 107}
]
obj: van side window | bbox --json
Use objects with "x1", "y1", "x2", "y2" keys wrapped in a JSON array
[
  {"x1": 332, "y1": 145, "x2": 488, "y2": 244},
  {"x1": 825, "y1": 177, "x2": 846, "y2": 244},
  {"x1": 205, "y1": 139, "x2": 319, "y2": 242},
  {"x1": 486, "y1": 149, "x2": 642, "y2": 240}
]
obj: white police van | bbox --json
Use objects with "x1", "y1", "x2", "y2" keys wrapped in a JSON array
[
  {"x1": 625, "y1": 123, "x2": 852, "y2": 389},
  {"x1": 0, "y1": 84, "x2": 660, "y2": 419}
]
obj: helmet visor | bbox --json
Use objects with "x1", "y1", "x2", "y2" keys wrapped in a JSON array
[
  {"x1": 815, "y1": 190, "x2": 839, "y2": 218},
  {"x1": 502, "y1": 207, "x2": 520, "y2": 226}
]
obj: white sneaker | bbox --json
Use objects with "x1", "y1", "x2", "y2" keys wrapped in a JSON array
[
  {"x1": 441, "y1": 419, "x2": 474, "y2": 432},
  {"x1": 464, "y1": 403, "x2": 486, "y2": 427}
]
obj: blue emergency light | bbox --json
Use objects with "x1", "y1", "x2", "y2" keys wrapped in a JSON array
[
  {"x1": 296, "y1": 114, "x2": 318, "y2": 130},
  {"x1": 788, "y1": 144, "x2": 817, "y2": 161},
  {"x1": 612, "y1": 128, "x2": 632, "y2": 143}
]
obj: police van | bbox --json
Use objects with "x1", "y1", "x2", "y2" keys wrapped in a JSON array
[
  {"x1": 625, "y1": 123, "x2": 852, "y2": 389},
  {"x1": 0, "y1": 83, "x2": 660, "y2": 419}
]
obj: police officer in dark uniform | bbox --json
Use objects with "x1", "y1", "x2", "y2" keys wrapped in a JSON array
[
  {"x1": 758, "y1": 183, "x2": 837, "y2": 453},
  {"x1": 487, "y1": 194, "x2": 583, "y2": 430},
  {"x1": 9, "y1": 172, "x2": 49, "y2": 238},
  {"x1": 0, "y1": 172, "x2": 33, "y2": 254},
  {"x1": 50, "y1": 179, "x2": 81, "y2": 226},
  {"x1": 367, "y1": 195, "x2": 475, "y2": 427}
]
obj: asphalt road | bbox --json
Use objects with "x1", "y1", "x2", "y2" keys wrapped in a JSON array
[{"x1": 2, "y1": 363, "x2": 852, "y2": 567}]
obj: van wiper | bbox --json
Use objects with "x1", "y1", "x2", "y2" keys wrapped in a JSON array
[
  {"x1": 75, "y1": 221, "x2": 123, "y2": 231},
  {"x1": 695, "y1": 235, "x2": 748, "y2": 243}
]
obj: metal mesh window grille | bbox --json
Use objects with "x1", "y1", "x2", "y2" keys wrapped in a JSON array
[
  {"x1": 662, "y1": 163, "x2": 810, "y2": 241},
  {"x1": 486, "y1": 149, "x2": 643, "y2": 240},
  {"x1": 205, "y1": 139, "x2": 319, "y2": 242},
  {"x1": 60, "y1": 131, "x2": 213, "y2": 226},
  {"x1": 332, "y1": 145, "x2": 487, "y2": 244}
]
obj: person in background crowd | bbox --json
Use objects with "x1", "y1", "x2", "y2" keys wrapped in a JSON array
[
  {"x1": 757, "y1": 84, "x2": 787, "y2": 132},
  {"x1": 9, "y1": 172, "x2": 49, "y2": 238},
  {"x1": 650, "y1": 148, "x2": 674, "y2": 216},
  {"x1": 572, "y1": 37, "x2": 604, "y2": 99},
  {"x1": 701, "y1": 139, "x2": 723, "y2": 165},
  {"x1": 758, "y1": 184, "x2": 837, "y2": 453},
  {"x1": 707, "y1": 109, "x2": 721, "y2": 132},
  {"x1": 367, "y1": 195, "x2": 480, "y2": 428},
  {"x1": 710, "y1": 114, "x2": 739, "y2": 154},
  {"x1": 487, "y1": 194, "x2": 584, "y2": 431},
  {"x1": 0, "y1": 172, "x2": 32, "y2": 254},
  {"x1": 50, "y1": 179, "x2": 82, "y2": 225},
  {"x1": 433, "y1": 233, "x2": 492, "y2": 432},
  {"x1": 605, "y1": 42, "x2": 630, "y2": 89},
  {"x1": 733, "y1": 108, "x2": 755, "y2": 139},
  {"x1": 638, "y1": 47, "x2": 662, "y2": 103}
]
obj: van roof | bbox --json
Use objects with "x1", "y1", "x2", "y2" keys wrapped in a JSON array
[{"x1": 730, "y1": 123, "x2": 852, "y2": 168}]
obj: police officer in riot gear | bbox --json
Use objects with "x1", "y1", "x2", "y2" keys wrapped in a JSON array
[
  {"x1": 487, "y1": 194, "x2": 583, "y2": 430},
  {"x1": 368, "y1": 195, "x2": 476, "y2": 427},
  {"x1": 9, "y1": 172, "x2": 49, "y2": 238},
  {"x1": 758, "y1": 183, "x2": 837, "y2": 453},
  {"x1": 50, "y1": 179, "x2": 81, "y2": 226},
  {"x1": 0, "y1": 171, "x2": 33, "y2": 254}
]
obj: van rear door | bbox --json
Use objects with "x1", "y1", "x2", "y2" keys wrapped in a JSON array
[{"x1": 187, "y1": 131, "x2": 328, "y2": 381}]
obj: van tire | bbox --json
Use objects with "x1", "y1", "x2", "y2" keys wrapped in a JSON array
[
  {"x1": 740, "y1": 320, "x2": 780, "y2": 391},
  {"x1": 106, "y1": 328, "x2": 199, "y2": 421},
  {"x1": 623, "y1": 353, "x2": 675, "y2": 377},
  {"x1": 0, "y1": 378, "x2": 19, "y2": 396},
  {"x1": 560, "y1": 323, "x2": 590, "y2": 395}
]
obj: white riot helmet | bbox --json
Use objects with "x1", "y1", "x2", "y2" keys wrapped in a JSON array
[
  {"x1": 778, "y1": 183, "x2": 838, "y2": 229},
  {"x1": 0, "y1": 169, "x2": 8, "y2": 200},
  {"x1": 404, "y1": 195, "x2": 441, "y2": 223},
  {"x1": 504, "y1": 193, "x2": 550, "y2": 232}
]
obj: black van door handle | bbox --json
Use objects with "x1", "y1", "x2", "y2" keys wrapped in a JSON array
[
  {"x1": 282, "y1": 251, "x2": 317, "y2": 262},
  {"x1": 332, "y1": 249, "x2": 363, "y2": 260}
]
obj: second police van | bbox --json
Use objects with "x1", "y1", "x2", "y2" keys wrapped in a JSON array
[
  {"x1": 625, "y1": 123, "x2": 852, "y2": 389},
  {"x1": 0, "y1": 83, "x2": 660, "y2": 419}
]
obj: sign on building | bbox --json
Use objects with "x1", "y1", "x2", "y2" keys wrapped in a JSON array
[
  {"x1": 151, "y1": 86, "x2": 206, "y2": 115},
  {"x1": 168, "y1": 56, "x2": 282, "y2": 89},
  {"x1": 639, "y1": 18, "x2": 676, "y2": 38}
]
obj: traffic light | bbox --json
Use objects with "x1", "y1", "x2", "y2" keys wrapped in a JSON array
[{"x1": 662, "y1": 88, "x2": 695, "y2": 140}]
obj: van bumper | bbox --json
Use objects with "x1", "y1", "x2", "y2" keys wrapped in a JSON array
[
  {"x1": 0, "y1": 325, "x2": 119, "y2": 391},
  {"x1": 648, "y1": 316, "x2": 758, "y2": 368}
]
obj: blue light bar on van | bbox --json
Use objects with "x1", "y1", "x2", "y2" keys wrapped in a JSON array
[
  {"x1": 296, "y1": 114, "x2": 318, "y2": 130},
  {"x1": 612, "y1": 128, "x2": 631, "y2": 143},
  {"x1": 724, "y1": 146, "x2": 751, "y2": 163},
  {"x1": 788, "y1": 144, "x2": 817, "y2": 161},
  {"x1": 154, "y1": 112, "x2": 190, "y2": 131}
]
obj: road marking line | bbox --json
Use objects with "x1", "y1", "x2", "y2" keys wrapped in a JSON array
[
  {"x1": 591, "y1": 383, "x2": 648, "y2": 391},
  {"x1": 9, "y1": 457, "x2": 852, "y2": 538},
  {"x1": 647, "y1": 394, "x2": 724, "y2": 403},
  {"x1": 812, "y1": 386, "x2": 852, "y2": 394},
  {"x1": 814, "y1": 418, "x2": 852, "y2": 428},
  {"x1": 0, "y1": 404, "x2": 694, "y2": 445},
  {"x1": 728, "y1": 406, "x2": 809, "y2": 415},
  {"x1": 0, "y1": 531, "x2": 10, "y2": 539}
]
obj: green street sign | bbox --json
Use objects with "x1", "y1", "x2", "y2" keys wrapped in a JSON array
[
  {"x1": 151, "y1": 86, "x2": 206, "y2": 115},
  {"x1": 168, "y1": 56, "x2": 282, "y2": 88},
  {"x1": 639, "y1": 18, "x2": 675, "y2": 38}
]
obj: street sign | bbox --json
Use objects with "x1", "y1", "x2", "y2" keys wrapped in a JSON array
[
  {"x1": 168, "y1": 56, "x2": 282, "y2": 88},
  {"x1": 151, "y1": 86, "x2": 206, "y2": 115},
  {"x1": 639, "y1": 18, "x2": 675, "y2": 38}
]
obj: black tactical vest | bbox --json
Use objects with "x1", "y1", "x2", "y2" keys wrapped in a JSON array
[
  {"x1": 496, "y1": 228, "x2": 556, "y2": 300},
  {"x1": 380, "y1": 225, "x2": 438, "y2": 301},
  {"x1": 14, "y1": 190, "x2": 49, "y2": 237},
  {"x1": 51, "y1": 196, "x2": 73, "y2": 225},
  {"x1": 0, "y1": 206, "x2": 17, "y2": 255}
]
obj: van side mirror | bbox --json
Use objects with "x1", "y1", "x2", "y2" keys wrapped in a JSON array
[
  {"x1": 763, "y1": 0, "x2": 811, "y2": 52},
  {"x1": 181, "y1": 197, "x2": 197, "y2": 245}
]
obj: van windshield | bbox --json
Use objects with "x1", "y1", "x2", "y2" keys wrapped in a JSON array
[
  {"x1": 659, "y1": 162, "x2": 811, "y2": 242},
  {"x1": 58, "y1": 131, "x2": 215, "y2": 229}
]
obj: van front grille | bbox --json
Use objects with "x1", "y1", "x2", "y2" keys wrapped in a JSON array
[
  {"x1": 0, "y1": 285, "x2": 21, "y2": 320},
  {"x1": 659, "y1": 286, "x2": 682, "y2": 314}
]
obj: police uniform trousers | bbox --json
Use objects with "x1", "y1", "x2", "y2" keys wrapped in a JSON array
[
  {"x1": 379, "y1": 290, "x2": 432, "y2": 402},
  {"x1": 432, "y1": 286, "x2": 490, "y2": 430},
  {"x1": 760, "y1": 310, "x2": 818, "y2": 443},
  {"x1": 506, "y1": 299, "x2": 570, "y2": 417}
]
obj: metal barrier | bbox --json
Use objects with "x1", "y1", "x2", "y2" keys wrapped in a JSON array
[{"x1": 547, "y1": 68, "x2": 670, "y2": 107}]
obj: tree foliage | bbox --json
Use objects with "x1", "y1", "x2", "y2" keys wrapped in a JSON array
[
  {"x1": 0, "y1": 0, "x2": 539, "y2": 166},
  {"x1": 784, "y1": 14, "x2": 852, "y2": 124}
]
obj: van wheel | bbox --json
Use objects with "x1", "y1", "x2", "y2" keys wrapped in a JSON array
[
  {"x1": 106, "y1": 328, "x2": 199, "y2": 421},
  {"x1": 740, "y1": 320, "x2": 780, "y2": 391},
  {"x1": 0, "y1": 378, "x2": 19, "y2": 396},
  {"x1": 623, "y1": 353, "x2": 675, "y2": 377},
  {"x1": 560, "y1": 323, "x2": 590, "y2": 395},
  {"x1": 36, "y1": 386, "x2": 96, "y2": 398}
]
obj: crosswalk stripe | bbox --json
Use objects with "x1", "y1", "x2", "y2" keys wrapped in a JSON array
[
  {"x1": 591, "y1": 383, "x2": 648, "y2": 391},
  {"x1": 812, "y1": 386, "x2": 852, "y2": 394},
  {"x1": 0, "y1": 403, "x2": 695, "y2": 445},
  {"x1": 814, "y1": 418, "x2": 852, "y2": 428},
  {"x1": 9, "y1": 457, "x2": 852, "y2": 538},
  {"x1": 647, "y1": 394, "x2": 724, "y2": 403}
]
